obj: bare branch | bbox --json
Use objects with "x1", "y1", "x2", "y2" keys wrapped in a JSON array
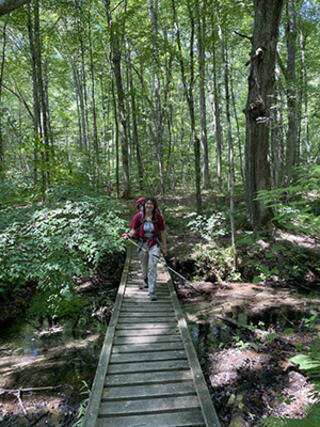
[{"x1": 234, "y1": 30, "x2": 252, "y2": 42}]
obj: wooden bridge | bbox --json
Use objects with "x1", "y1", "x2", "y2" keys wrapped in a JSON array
[{"x1": 84, "y1": 244, "x2": 220, "y2": 427}]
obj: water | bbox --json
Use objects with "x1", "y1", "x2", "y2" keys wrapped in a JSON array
[
  {"x1": 189, "y1": 305, "x2": 320, "y2": 359},
  {"x1": 0, "y1": 315, "x2": 107, "y2": 396}
]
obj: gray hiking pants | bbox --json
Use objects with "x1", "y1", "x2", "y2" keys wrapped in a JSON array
[{"x1": 138, "y1": 243, "x2": 159, "y2": 295}]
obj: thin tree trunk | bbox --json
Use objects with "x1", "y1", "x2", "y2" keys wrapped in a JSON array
[
  {"x1": 300, "y1": 30, "x2": 310, "y2": 164},
  {"x1": 80, "y1": 36, "x2": 90, "y2": 153},
  {"x1": 126, "y1": 40, "x2": 143, "y2": 190},
  {"x1": 215, "y1": 0, "x2": 237, "y2": 267},
  {"x1": 148, "y1": 0, "x2": 165, "y2": 194},
  {"x1": 0, "y1": 18, "x2": 8, "y2": 175},
  {"x1": 72, "y1": 62, "x2": 83, "y2": 151},
  {"x1": 284, "y1": 0, "x2": 298, "y2": 184},
  {"x1": 88, "y1": 11, "x2": 99, "y2": 184},
  {"x1": 230, "y1": 60, "x2": 244, "y2": 184},
  {"x1": 210, "y1": 12, "x2": 223, "y2": 188},
  {"x1": 271, "y1": 64, "x2": 284, "y2": 188},
  {"x1": 172, "y1": 0, "x2": 201, "y2": 213},
  {"x1": 104, "y1": 0, "x2": 130, "y2": 198},
  {"x1": 33, "y1": 0, "x2": 50, "y2": 190},
  {"x1": 195, "y1": 0, "x2": 210, "y2": 189},
  {"x1": 111, "y1": 76, "x2": 120, "y2": 198}
]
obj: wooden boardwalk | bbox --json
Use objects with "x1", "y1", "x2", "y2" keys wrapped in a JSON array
[{"x1": 84, "y1": 245, "x2": 220, "y2": 427}]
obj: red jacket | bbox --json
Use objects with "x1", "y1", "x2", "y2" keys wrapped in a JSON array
[{"x1": 130, "y1": 212, "x2": 165, "y2": 247}]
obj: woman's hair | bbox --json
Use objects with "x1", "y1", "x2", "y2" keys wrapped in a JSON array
[{"x1": 143, "y1": 196, "x2": 158, "y2": 220}]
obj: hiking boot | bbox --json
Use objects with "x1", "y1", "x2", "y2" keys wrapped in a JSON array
[{"x1": 150, "y1": 293, "x2": 157, "y2": 301}]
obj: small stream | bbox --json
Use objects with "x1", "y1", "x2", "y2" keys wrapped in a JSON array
[{"x1": 0, "y1": 307, "x2": 109, "y2": 425}]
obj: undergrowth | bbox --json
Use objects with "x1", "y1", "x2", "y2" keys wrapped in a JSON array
[{"x1": 0, "y1": 185, "x2": 127, "y2": 321}]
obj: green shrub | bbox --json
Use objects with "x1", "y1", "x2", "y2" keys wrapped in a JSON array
[{"x1": 0, "y1": 188, "x2": 126, "y2": 319}]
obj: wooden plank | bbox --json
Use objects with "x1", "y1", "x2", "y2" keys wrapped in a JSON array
[
  {"x1": 166, "y1": 267, "x2": 221, "y2": 427},
  {"x1": 116, "y1": 322, "x2": 177, "y2": 329},
  {"x1": 113, "y1": 335, "x2": 182, "y2": 344},
  {"x1": 126, "y1": 295, "x2": 171, "y2": 307},
  {"x1": 97, "y1": 408, "x2": 205, "y2": 427},
  {"x1": 121, "y1": 304, "x2": 173, "y2": 310},
  {"x1": 112, "y1": 342, "x2": 185, "y2": 352},
  {"x1": 108, "y1": 359, "x2": 190, "y2": 374},
  {"x1": 119, "y1": 311, "x2": 175, "y2": 316},
  {"x1": 115, "y1": 328, "x2": 179, "y2": 336},
  {"x1": 100, "y1": 395, "x2": 199, "y2": 415},
  {"x1": 106, "y1": 370, "x2": 193, "y2": 386},
  {"x1": 110, "y1": 349, "x2": 187, "y2": 363},
  {"x1": 121, "y1": 306, "x2": 174, "y2": 312},
  {"x1": 117, "y1": 316, "x2": 176, "y2": 323},
  {"x1": 103, "y1": 380, "x2": 196, "y2": 399},
  {"x1": 83, "y1": 245, "x2": 132, "y2": 427}
]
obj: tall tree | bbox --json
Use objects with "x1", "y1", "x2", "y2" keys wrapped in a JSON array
[
  {"x1": 172, "y1": 0, "x2": 202, "y2": 213},
  {"x1": 27, "y1": 0, "x2": 51, "y2": 193},
  {"x1": 104, "y1": 0, "x2": 130, "y2": 198},
  {"x1": 299, "y1": 28, "x2": 310, "y2": 164},
  {"x1": 244, "y1": 0, "x2": 284, "y2": 228},
  {"x1": 284, "y1": 0, "x2": 298, "y2": 184},
  {"x1": 210, "y1": 11, "x2": 223, "y2": 188},
  {"x1": 215, "y1": 0, "x2": 236, "y2": 266},
  {"x1": 0, "y1": 18, "x2": 8, "y2": 175},
  {"x1": 195, "y1": 0, "x2": 209, "y2": 189},
  {"x1": 148, "y1": 0, "x2": 165, "y2": 194}
]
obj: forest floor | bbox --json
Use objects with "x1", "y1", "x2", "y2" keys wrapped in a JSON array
[
  {"x1": 0, "y1": 192, "x2": 319, "y2": 426},
  {"x1": 161, "y1": 192, "x2": 320, "y2": 426}
]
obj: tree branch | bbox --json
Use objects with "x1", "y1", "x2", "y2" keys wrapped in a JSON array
[
  {"x1": 2, "y1": 83, "x2": 34, "y2": 121},
  {"x1": 234, "y1": 30, "x2": 252, "y2": 42},
  {"x1": 0, "y1": 0, "x2": 30, "y2": 16}
]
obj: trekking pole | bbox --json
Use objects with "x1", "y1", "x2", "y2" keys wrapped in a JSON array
[{"x1": 126, "y1": 237, "x2": 201, "y2": 294}]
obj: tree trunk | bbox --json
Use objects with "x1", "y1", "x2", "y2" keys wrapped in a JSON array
[
  {"x1": 27, "y1": 0, "x2": 51, "y2": 194},
  {"x1": 148, "y1": 0, "x2": 165, "y2": 194},
  {"x1": 72, "y1": 62, "x2": 83, "y2": 151},
  {"x1": 210, "y1": 12, "x2": 223, "y2": 188},
  {"x1": 299, "y1": 30, "x2": 310, "y2": 164},
  {"x1": 270, "y1": 64, "x2": 284, "y2": 188},
  {"x1": 79, "y1": 32, "x2": 90, "y2": 153},
  {"x1": 244, "y1": 0, "x2": 284, "y2": 228},
  {"x1": 195, "y1": 0, "x2": 210, "y2": 189},
  {"x1": 0, "y1": 18, "x2": 8, "y2": 175},
  {"x1": 215, "y1": 0, "x2": 237, "y2": 266},
  {"x1": 172, "y1": 0, "x2": 201, "y2": 213},
  {"x1": 230, "y1": 60, "x2": 244, "y2": 184},
  {"x1": 104, "y1": 0, "x2": 130, "y2": 198},
  {"x1": 284, "y1": 0, "x2": 298, "y2": 184},
  {"x1": 88, "y1": 12, "x2": 99, "y2": 185},
  {"x1": 111, "y1": 74, "x2": 120, "y2": 198},
  {"x1": 126, "y1": 40, "x2": 143, "y2": 190}
]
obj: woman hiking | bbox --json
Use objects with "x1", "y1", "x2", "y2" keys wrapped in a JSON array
[{"x1": 123, "y1": 196, "x2": 167, "y2": 301}]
